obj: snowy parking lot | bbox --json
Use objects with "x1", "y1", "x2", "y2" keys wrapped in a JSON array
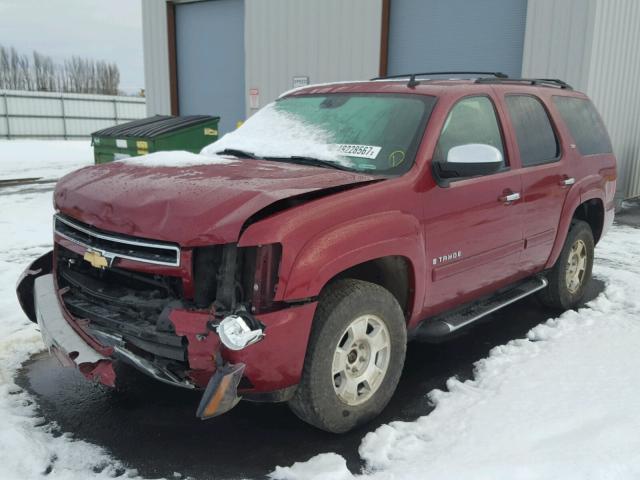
[{"x1": 1, "y1": 140, "x2": 639, "y2": 479}]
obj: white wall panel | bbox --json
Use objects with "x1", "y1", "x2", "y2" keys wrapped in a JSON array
[
  {"x1": 522, "y1": 0, "x2": 597, "y2": 91},
  {"x1": 0, "y1": 90, "x2": 146, "y2": 139},
  {"x1": 8, "y1": 95, "x2": 63, "y2": 117},
  {"x1": 142, "y1": 0, "x2": 171, "y2": 115},
  {"x1": 245, "y1": 0, "x2": 382, "y2": 115},
  {"x1": 587, "y1": 0, "x2": 640, "y2": 199},
  {"x1": 523, "y1": 0, "x2": 640, "y2": 200}
]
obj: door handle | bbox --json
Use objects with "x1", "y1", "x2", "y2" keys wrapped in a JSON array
[
  {"x1": 499, "y1": 192, "x2": 521, "y2": 204},
  {"x1": 560, "y1": 177, "x2": 575, "y2": 186}
]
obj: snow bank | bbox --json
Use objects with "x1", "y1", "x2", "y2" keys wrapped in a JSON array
[
  {"x1": 0, "y1": 186, "x2": 142, "y2": 479},
  {"x1": 0, "y1": 140, "x2": 92, "y2": 180},
  {"x1": 271, "y1": 226, "x2": 640, "y2": 480},
  {"x1": 201, "y1": 102, "x2": 345, "y2": 164}
]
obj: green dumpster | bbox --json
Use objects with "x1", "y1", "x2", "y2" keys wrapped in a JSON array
[{"x1": 91, "y1": 115, "x2": 220, "y2": 164}]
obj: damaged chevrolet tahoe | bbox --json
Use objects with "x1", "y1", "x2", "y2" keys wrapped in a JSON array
[{"x1": 17, "y1": 72, "x2": 616, "y2": 433}]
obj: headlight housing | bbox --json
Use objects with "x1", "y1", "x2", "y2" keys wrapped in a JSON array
[{"x1": 217, "y1": 314, "x2": 264, "y2": 350}]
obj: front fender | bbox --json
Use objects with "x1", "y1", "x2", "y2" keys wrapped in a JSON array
[
  {"x1": 282, "y1": 211, "x2": 425, "y2": 306},
  {"x1": 16, "y1": 250, "x2": 53, "y2": 323}
]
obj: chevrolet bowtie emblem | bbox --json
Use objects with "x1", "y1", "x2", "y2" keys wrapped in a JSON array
[{"x1": 83, "y1": 250, "x2": 109, "y2": 269}]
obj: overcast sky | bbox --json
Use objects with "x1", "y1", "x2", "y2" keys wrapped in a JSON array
[{"x1": 0, "y1": 0, "x2": 143, "y2": 92}]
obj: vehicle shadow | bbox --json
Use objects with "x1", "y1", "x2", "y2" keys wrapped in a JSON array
[{"x1": 16, "y1": 278, "x2": 604, "y2": 480}]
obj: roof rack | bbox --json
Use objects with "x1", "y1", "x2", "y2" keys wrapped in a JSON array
[
  {"x1": 370, "y1": 71, "x2": 508, "y2": 88},
  {"x1": 475, "y1": 77, "x2": 573, "y2": 90}
]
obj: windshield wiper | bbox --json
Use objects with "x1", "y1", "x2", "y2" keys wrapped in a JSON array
[
  {"x1": 217, "y1": 148, "x2": 260, "y2": 159},
  {"x1": 264, "y1": 156, "x2": 352, "y2": 171}
]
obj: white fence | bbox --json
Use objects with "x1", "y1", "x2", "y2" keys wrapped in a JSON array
[{"x1": 0, "y1": 90, "x2": 147, "y2": 139}]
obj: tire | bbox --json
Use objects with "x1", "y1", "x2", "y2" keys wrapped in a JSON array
[
  {"x1": 288, "y1": 279, "x2": 407, "y2": 433},
  {"x1": 538, "y1": 219, "x2": 594, "y2": 310}
]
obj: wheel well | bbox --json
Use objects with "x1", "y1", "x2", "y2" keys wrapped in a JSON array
[
  {"x1": 573, "y1": 199, "x2": 604, "y2": 243},
  {"x1": 328, "y1": 256, "x2": 413, "y2": 320}
]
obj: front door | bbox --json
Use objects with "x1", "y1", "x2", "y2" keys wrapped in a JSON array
[{"x1": 423, "y1": 95, "x2": 524, "y2": 316}]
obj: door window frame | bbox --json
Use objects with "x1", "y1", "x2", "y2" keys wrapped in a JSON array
[{"x1": 431, "y1": 94, "x2": 511, "y2": 188}]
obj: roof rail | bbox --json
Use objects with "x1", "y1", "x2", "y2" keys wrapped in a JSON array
[
  {"x1": 370, "y1": 71, "x2": 508, "y2": 88},
  {"x1": 475, "y1": 77, "x2": 573, "y2": 90}
]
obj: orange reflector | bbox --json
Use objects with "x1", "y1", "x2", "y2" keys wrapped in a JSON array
[{"x1": 196, "y1": 363, "x2": 245, "y2": 419}]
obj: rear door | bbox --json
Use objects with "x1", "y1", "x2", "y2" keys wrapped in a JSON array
[
  {"x1": 500, "y1": 92, "x2": 569, "y2": 272},
  {"x1": 423, "y1": 94, "x2": 524, "y2": 315}
]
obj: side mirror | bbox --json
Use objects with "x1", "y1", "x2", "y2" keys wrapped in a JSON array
[{"x1": 437, "y1": 144, "x2": 503, "y2": 179}]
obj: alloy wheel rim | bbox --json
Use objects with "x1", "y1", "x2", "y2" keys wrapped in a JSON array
[
  {"x1": 332, "y1": 314, "x2": 391, "y2": 406},
  {"x1": 566, "y1": 239, "x2": 587, "y2": 294}
]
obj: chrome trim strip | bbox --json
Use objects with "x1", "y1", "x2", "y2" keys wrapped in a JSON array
[
  {"x1": 54, "y1": 214, "x2": 181, "y2": 267},
  {"x1": 445, "y1": 277, "x2": 549, "y2": 333}
]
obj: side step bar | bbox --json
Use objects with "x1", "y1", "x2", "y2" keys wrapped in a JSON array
[{"x1": 416, "y1": 276, "x2": 548, "y2": 339}]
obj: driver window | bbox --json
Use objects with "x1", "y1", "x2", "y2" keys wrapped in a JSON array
[{"x1": 434, "y1": 96, "x2": 506, "y2": 167}]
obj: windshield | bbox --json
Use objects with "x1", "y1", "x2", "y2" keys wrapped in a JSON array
[{"x1": 202, "y1": 93, "x2": 436, "y2": 174}]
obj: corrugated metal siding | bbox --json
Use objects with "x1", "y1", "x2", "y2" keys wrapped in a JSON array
[
  {"x1": 522, "y1": 0, "x2": 640, "y2": 200},
  {"x1": 0, "y1": 90, "x2": 146, "y2": 139},
  {"x1": 245, "y1": 0, "x2": 382, "y2": 115},
  {"x1": 387, "y1": 0, "x2": 528, "y2": 78},
  {"x1": 142, "y1": 0, "x2": 171, "y2": 116},
  {"x1": 521, "y1": 0, "x2": 597, "y2": 91},
  {"x1": 587, "y1": 0, "x2": 640, "y2": 199}
]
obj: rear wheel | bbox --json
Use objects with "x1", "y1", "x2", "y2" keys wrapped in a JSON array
[
  {"x1": 289, "y1": 279, "x2": 406, "y2": 433},
  {"x1": 539, "y1": 220, "x2": 594, "y2": 310}
]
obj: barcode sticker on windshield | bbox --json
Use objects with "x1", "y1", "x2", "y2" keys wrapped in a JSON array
[{"x1": 333, "y1": 144, "x2": 381, "y2": 160}]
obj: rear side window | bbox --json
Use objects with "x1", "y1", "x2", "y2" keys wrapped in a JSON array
[
  {"x1": 434, "y1": 96, "x2": 505, "y2": 166},
  {"x1": 505, "y1": 95, "x2": 559, "y2": 167},
  {"x1": 552, "y1": 96, "x2": 613, "y2": 155}
]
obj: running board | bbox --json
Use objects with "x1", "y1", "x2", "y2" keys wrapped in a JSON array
[{"x1": 416, "y1": 276, "x2": 548, "y2": 338}]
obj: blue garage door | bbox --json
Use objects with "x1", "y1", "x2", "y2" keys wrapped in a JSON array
[
  {"x1": 176, "y1": 0, "x2": 245, "y2": 135},
  {"x1": 387, "y1": 0, "x2": 528, "y2": 78}
]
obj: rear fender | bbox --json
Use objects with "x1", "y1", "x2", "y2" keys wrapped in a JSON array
[
  {"x1": 283, "y1": 212, "x2": 425, "y2": 314},
  {"x1": 544, "y1": 179, "x2": 605, "y2": 269},
  {"x1": 16, "y1": 250, "x2": 53, "y2": 323}
]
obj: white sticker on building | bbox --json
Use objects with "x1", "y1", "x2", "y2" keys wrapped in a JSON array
[
  {"x1": 293, "y1": 76, "x2": 310, "y2": 88},
  {"x1": 333, "y1": 144, "x2": 382, "y2": 160}
]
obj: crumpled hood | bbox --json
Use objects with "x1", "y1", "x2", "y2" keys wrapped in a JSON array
[{"x1": 54, "y1": 157, "x2": 376, "y2": 246}]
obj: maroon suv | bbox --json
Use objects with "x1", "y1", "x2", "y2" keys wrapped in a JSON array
[{"x1": 17, "y1": 72, "x2": 616, "y2": 432}]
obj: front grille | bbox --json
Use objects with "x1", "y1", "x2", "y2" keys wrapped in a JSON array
[
  {"x1": 56, "y1": 245, "x2": 186, "y2": 362},
  {"x1": 54, "y1": 214, "x2": 180, "y2": 267}
]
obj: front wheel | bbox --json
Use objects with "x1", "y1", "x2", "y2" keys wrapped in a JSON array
[
  {"x1": 539, "y1": 219, "x2": 594, "y2": 310},
  {"x1": 288, "y1": 279, "x2": 407, "y2": 433}
]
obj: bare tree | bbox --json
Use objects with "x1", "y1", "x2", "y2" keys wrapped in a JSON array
[{"x1": 0, "y1": 43, "x2": 121, "y2": 94}]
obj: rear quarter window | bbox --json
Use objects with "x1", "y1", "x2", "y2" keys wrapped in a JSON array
[{"x1": 552, "y1": 96, "x2": 613, "y2": 156}]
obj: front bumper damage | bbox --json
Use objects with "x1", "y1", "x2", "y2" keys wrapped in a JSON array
[{"x1": 19, "y1": 252, "x2": 317, "y2": 419}]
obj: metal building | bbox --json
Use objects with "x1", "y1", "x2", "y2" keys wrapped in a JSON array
[{"x1": 142, "y1": 0, "x2": 640, "y2": 200}]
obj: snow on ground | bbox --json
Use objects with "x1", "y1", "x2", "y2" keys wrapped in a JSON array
[
  {"x1": 0, "y1": 148, "x2": 143, "y2": 479},
  {"x1": 0, "y1": 140, "x2": 93, "y2": 180},
  {"x1": 272, "y1": 224, "x2": 640, "y2": 480}
]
